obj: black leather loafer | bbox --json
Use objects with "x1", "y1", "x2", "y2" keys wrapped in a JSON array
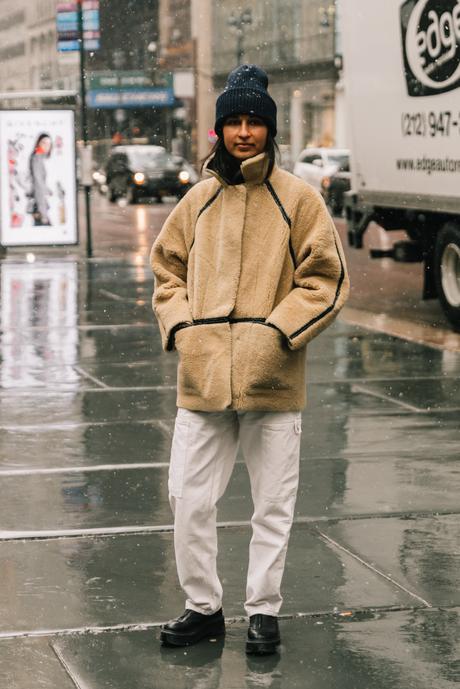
[
  {"x1": 160, "y1": 609, "x2": 225, "y2": 647},
  {"x1": 246, "y1": 614, "x2": 280, "y2": 655}
]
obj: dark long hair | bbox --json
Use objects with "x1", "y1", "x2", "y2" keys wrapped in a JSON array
[
  {"x1": 33, "y1": 133, "x2": 52, "y2": 158},
  {"x1": 201, "y1": 131, "x2": 279, "y2": 181}
]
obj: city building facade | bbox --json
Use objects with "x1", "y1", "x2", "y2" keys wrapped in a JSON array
[
  {"x1": 0, "y1": 0, "x2": 78, "y2": 101},
  {"x1": 191, "y1": 0, "x2": 213, "y2": 162},
  {"x1": 0, "y1": 1, "x2": 344, "y2": 165},
  {"x1": 193, "y1": 0, "x2": 343, "y2": 165},
  {"x1": 0, "y1": 0, "x2": 183, "y2": 157},
  {"x1": 158, "y1": 0, "x2": 195, "y2": 158}
]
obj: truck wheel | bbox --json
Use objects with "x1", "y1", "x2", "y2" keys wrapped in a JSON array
[{"x1": 434, "y1": 222, "x2": 460, "y2": 331}]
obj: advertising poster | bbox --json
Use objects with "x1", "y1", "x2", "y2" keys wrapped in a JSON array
[{"x1": 0, "y1": 110, "x2": 77, "y2": 246}]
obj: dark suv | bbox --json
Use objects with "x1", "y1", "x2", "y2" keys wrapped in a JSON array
[{"x1": 105, "y1": 145, "x2": 198, "y2": 203}]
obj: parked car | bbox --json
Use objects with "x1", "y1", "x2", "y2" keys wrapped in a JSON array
[
  {"x1": 321, "y1": 165, "x2": 351, "y2": 216},
  {"x1": 293, "y1": 147, "x2": 350, "y2": 192},
  {"x1": 105, "y1": 145, "x2": 198, "y2": 203}
]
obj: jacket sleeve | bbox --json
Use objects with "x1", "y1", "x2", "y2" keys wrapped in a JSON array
[
  {"x1": 150, "y1": 198, "x2": 194, "y2": 351},
  {"x1": 266, "y1": 191, "x2": 350, "y2": 350}
]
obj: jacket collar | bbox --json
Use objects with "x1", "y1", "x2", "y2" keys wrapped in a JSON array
[{"x1": 205, "y1": 152, "x2": 271, "y2": 187}]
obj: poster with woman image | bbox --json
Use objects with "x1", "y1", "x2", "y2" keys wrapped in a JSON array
[{"x1": 0, "y1": 110, "x2": 77, "y2": 246}]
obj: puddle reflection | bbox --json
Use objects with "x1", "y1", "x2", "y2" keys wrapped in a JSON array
[{"x1": 0, "y1": 260, "x2": 78, "y2": 388}]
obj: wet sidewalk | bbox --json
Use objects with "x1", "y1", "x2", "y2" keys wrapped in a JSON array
[{"x1": 0, "y1": 243, "x2": 459, "y2": 687}]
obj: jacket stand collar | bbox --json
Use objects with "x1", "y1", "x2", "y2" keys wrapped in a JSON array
[{"x1": 205, "y1": 152, "x2": 271, "y2": 187}]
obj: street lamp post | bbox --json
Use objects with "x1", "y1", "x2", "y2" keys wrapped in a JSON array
[
  {"x1": 227, "y1": 9, "x2": 252, "y2": 65},
  {"x1": 77, "y1": 0, "x2": 93, "y2": 258}
]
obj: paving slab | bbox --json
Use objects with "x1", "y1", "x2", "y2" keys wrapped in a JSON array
[
  {"x1": 0, "y1": 388, "x2": 177, "y2": 426},
  {"x1": 322, "y1": 514, "x2": 460, "y2": 607},
  {"x1": 355, "y1": 378, "x2": 460, "y2": 411},
  {"x1": 0, "y1": 637, "x2": 75, "y2": 689},
  {"x1": 78, "y1": 306, "x2": 154, "y2": 327},
  {"x1": 0, "y1": 525, "x2": 415, "y2": 634},
  {"x1": 308, "y1": 348, "x2": 460, "y2": 383},
  {"x1": 2, "y1": 403, "x2": 459, "y2": 474},
  {"x1": 2, "y1": 339, "x2": 452, "y2": 392},
  {"x1": 0, "y1": 468, "x2": 171, "y2": 531},
  {"x1": 0, "y1": 325, "x2": 161, "y2": 367},
  {"x1": 82, "y1": 263, "x2": 154, "y2": 282},
  {"x1": 1, "y1": 448, "x2": 458, "y2": 532},
  {"x1": 0, "y1": 365, "x2": 99, "y2": 391},
  {"x1": 72, "y1": 335, "x2": 460, "y2": 387},
  {"x1": 79, "y1": 326, "x2": 161, "y2": 364},
  {"x1": 0, "y1": 420, "x2": 172, "y2": 471},
  {"x1": 46, "y1": 609, "x2": 460, "y2": 689},
  {"x1": 0, "y1": 379, "x2": 414, "y2": 429},
  {"x1": 295, "y1": 450, "x2": 460, "y2": 519},
  {"x1": 308, "y1": 328, "x2": 460, "y2": 377},
  {"x1": 302, "y1": 409, "x2": 460, "y2": 459},
  {"x1": 77, "y1": 359, "x2": 178, "y2": 389}
]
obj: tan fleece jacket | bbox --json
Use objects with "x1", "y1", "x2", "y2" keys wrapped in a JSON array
[{"x1": 150, "y1": 152, "x2": 349, "y2": 412}]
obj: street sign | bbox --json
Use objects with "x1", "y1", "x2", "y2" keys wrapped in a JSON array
[
  {"x1": 58, "y1": 40, "x2": 100, "y2": 52},
  {"x1": 87, "y1": 88, "x2": 175, "y2": 109},
  {"x1": 56, "y1": 1, "x2": 100, "y2": 52},
  {"x1": 88, "y1": 71, "x2": 151, "y2": 90}
]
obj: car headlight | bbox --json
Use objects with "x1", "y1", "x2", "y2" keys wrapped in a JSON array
[
  {"x1": 92, "y1": 171, "x2": 106, "y2": 184},
  {"x1": 134, "y1": 172, "x2": 145, "y2": 185},
  {"x1": 178, "y1": 170, "x2": 190, "y2": 184}
]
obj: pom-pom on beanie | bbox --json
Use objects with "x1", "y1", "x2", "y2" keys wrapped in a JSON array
[{"x1": 214, "y1": 64, "x2": 277, "y2": 137}]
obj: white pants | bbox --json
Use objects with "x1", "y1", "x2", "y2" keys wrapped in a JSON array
[{"x1": 168, "y1": 408, "x2": 302, "y2": 618}]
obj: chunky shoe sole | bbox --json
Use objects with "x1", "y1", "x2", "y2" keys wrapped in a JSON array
[
  {"x1": 160, "y1": 620, "x2": 226, "y2": 647},
  {"x1": 245, "y1": 638, "x2": 280, "y2": 655}
]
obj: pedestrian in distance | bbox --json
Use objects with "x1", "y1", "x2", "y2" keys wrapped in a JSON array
[{"x1": 150, "y1": 64, "x2": 350, "y2": 655}]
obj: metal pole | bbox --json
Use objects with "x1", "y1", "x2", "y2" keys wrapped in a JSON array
[{"x1": 77, "y1": 0, "x2": 93, "y2": 258}]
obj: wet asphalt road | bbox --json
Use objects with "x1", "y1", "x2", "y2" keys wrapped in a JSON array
[{"x1": 0, "y1": 194, "x2": 459, "y2": 688}]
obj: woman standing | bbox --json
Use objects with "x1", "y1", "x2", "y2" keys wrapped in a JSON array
[
  {"x1": 28, "y1": 133, "x2": 53, "y2": 226},
  {"x1": 151, "y1": 64, "x2": 350, "y2": 655}
]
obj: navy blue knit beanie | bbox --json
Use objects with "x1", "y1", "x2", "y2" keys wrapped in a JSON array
[{"x1": 214, "y1": 64, "x2": 277, "y2": 137}]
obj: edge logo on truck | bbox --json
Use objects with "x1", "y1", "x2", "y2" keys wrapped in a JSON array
[{"x1": 401, "y1": 0, "x2": 460, "y2": 96}]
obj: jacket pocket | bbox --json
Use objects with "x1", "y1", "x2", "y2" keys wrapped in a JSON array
[
  {"x1": 175, "y1": 322, "x2": 232, "y2": 408},
  {"x1": 239, "y1": 323, "x2": 304, "y2": 393},
  {"x1": 259, "y1": 413, "x2": 301, "y2": 502}
]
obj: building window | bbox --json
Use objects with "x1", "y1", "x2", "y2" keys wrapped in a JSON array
[
  {"x1": 0, "y1": 43, "x2": 26, "y2": 61},
  {"x1": 0, "y1": 11, "x2": 25, "y2": 32}
]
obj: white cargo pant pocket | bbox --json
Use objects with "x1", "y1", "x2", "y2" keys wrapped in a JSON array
[
  {"x1": 260, "y1": 414, "x2": 301, "y2": 503},
  {"x1": 169, "y1": 417, "x2": 190, "y2": 499}
]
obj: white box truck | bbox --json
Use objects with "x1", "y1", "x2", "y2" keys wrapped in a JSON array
[{"x1": 342, "y1": 0, "x2": 460, "y2": 329}]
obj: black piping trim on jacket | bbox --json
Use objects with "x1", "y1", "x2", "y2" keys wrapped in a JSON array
[
  {"x1": 289, "y1": 236, "x2": 346, "y2": 340},
  {"x1": 197, "y1": 186, "x2": 222, "y2": 220},
  {"x1": 190, "y1": 187, "x2": 223, "y2": 252},
  {"x1": 169, "y1": 316, "x2": 280, "y2": 349},
  {"x1": 192, "y1": 316, "x2": 268, "y2": 326},
  {"x1": 167, "y1": 321, "x2": 192, "y2": 351},
  {"x1": 192, "y1": 316, "x2": 229, "y2": 325},
  {"x1": 264, "y1": 180, "x2": 296, "y2": 267}
]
